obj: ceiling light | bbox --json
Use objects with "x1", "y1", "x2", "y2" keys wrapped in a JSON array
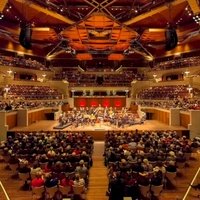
[
  {"x1": 32, "y1": 27, "x2": 50, "y2": 31},
  {"x1": 187, "y1": 85, "x2": 193, "y2": 92},
  {"x1": 184, "y1": 70, "x2": 190, "y2": 76},
  {"x1": 7, "y1": 70, "x2": 12, "y2": 74},
  {"x1": 148, "y1": 28, "x2": 165, "y2": 32}
]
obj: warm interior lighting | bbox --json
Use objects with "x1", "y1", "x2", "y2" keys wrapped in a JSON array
[
  {"x1": 7, "y1": 69, "x2": 12, "y2": 74},
  {"x1": 153, "y1": 74, "x2": 157, "y2": 78},
  {"x1": 146, "y1": 56, "x2": 154, "y2": 61},
  {"x1": 148, "y1": 28, "x2": 165, "y2": 32},
  {"x1": 32, "y1": 27, "x2": 51, "y2": 31},
  {"x1": 108, "y1": 54, "x2": 124, "y2": 61},
  {"x1": 76, "y1": 53, "x2": 92, "y2": 60},
  {"x1": 184, "y1": 70, "x2": 190, "y2": 77},
  {"x1": 187, "y1": 85, "x2": 193, "y2": 93}
]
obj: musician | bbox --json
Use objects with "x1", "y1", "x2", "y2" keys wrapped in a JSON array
[
  {"x1": 56, "y1": 105, "x2": 146, "y2": 128},
  {"x1": 88, "y1": 113, "x2": 94, "y2": 125}
]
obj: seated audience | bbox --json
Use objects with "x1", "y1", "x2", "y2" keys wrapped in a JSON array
[{"x1": 31, "y1": 171, "x2": 45, "y2": 188}]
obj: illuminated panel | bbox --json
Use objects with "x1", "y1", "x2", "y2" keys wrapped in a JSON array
[
  {"x1": 78, "y1": 98, "x2": 86, "y2": 107},
  {"x1": 102, "y1": 99, "x2": 110, "y2": 107},
  {"x1": 90, "y1": 99, "x2": 98, "y2": 107},
  {"x1": 114, "y1": 99, "x2": 122, "y2": 107},
  {"x1": 76, "y1": 53, "x2": 93, "y2": 60},
  {"x1": 108, "y1": 54, "x2": 124, "y2": 60},
  {"x1": 74, "y1": 97, "x2": 126, "y2": 108}
]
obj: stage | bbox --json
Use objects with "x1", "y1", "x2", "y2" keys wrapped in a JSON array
[{"x1": 10, "y1": 120, "x2": 188, "y2": 140}]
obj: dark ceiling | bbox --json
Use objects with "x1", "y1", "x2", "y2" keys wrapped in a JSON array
[{"x1": 0, "y1": 0, "x2": 200, "y2": 67}]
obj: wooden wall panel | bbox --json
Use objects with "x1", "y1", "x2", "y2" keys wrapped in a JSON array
[
  {"x1": 130, "y1": 104, "x2": 138, "y2": 113},
  {"x1": 180, "y1": 112, "x2": 190, "y2": 128},
  {"x1": 6, "y1": 113, "x2": 17, "y2": 129},
  {"x1": 28, "y1": 110, "x2": 46, "y2": 125},
  {"x1": 141, "y1": 108, "x2": 169, "y2": 124},
  {"x1": 154, "y1": 110, "x2": 169, "y2": 124},
  {"x1": 28, "y1": 108, "x2": 55, "y2": 125}
]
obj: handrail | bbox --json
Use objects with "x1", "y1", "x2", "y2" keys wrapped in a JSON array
[
  {"x1": 0, "y1": 181, "x2": 10, "y2": 200},
  {"x1": 182, "y1": 167, "x2": 200, "y2": 200}
]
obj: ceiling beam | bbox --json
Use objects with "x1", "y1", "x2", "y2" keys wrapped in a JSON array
[
  {"x1": 0, "y1": 0, "x2": 8, "y2": 12},
  {"x1": 46, "y1": 40, "x2": 63, "y2": 58},
  {"x1": 124, "y1": 0, "x2": 187, "y2": 26},
  {"x1": 12, "y1": 0, "x2": 75, "y2": 25},
  {"x1": 99, "y1": 0, "x2": 117, "y2": 19},
  {"x1": 83, "y1": 0, "x2": 99, "y2": 16},
  {"x1": 187, "y1": 0, "x2": 200, "y2": 15}
]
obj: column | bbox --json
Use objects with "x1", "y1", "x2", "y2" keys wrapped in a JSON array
[
  {"x1": 170, "y1": 108, "x2": 180, "y2": 126},
  {"x1": 0, "y1": 111, "x2": 8, "y2": 141},
  {"x1": 17, "y1": 109, "x2": 28, "y2": 127},
  {"x1": 188, "y1": 110, "x2": 200, "y2": 138}
]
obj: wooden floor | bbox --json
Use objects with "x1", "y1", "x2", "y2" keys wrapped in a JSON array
[
  {"x1": 1, "y1": 120, "x2": 199, "y2": 199},
  {"x1": 87, "y1": 141, "x2": 108, "y2": 200},
  {"x1": 10, "y1": 120, "x2": 187, "y2": 132}
]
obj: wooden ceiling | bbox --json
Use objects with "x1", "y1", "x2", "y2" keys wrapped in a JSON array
[{"x1": 0, "y1": 0, "x2": 199, "y2": 64}]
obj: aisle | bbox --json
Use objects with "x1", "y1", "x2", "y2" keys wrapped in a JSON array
[{"x1": 87, "y1": 141, "x2": 109, "y2": 200}]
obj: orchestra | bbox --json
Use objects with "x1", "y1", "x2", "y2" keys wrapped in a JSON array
[{"x1": 58, "y1": 105, "x2": 146, "y2": 128}]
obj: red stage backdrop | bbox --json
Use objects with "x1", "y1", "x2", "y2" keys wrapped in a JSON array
[{"x1": 74, "y1": 97, "x2": 126, "y2": 109}]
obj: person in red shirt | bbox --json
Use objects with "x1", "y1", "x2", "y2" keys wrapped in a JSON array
[
  {"x1": 31, "y1": 172, "x2": 44, "y2": 188},
  {"x1": 59, "y1": 173, "x2": 74, "y2": 194}
]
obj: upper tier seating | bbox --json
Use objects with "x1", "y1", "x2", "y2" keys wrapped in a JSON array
[
  {"x1": 54, "y1": 67, "x2": 145, "y2": 86},
  {"x1": 0, "y1": 100, "x2": 63, "y2": 111},
  {"x1": 138, "y1": 85, "x2": 191, "y2": 100},
  {"x1": 7, "y1": 85, "x2": 62, "y2": 100},
  {"x1": 136, "y1": 99, "x2": 200, "y2": 111},
  {"x1": 153, "y1": 55, "x2": 200, "y2": 71},
  {"x1": 0, "y1": 54, "x2": 50, "y2": 71}
]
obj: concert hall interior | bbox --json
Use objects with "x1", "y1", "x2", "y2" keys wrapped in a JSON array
[{"x1": 1, "y1": 0, "x2": 200, "y2": 200}]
